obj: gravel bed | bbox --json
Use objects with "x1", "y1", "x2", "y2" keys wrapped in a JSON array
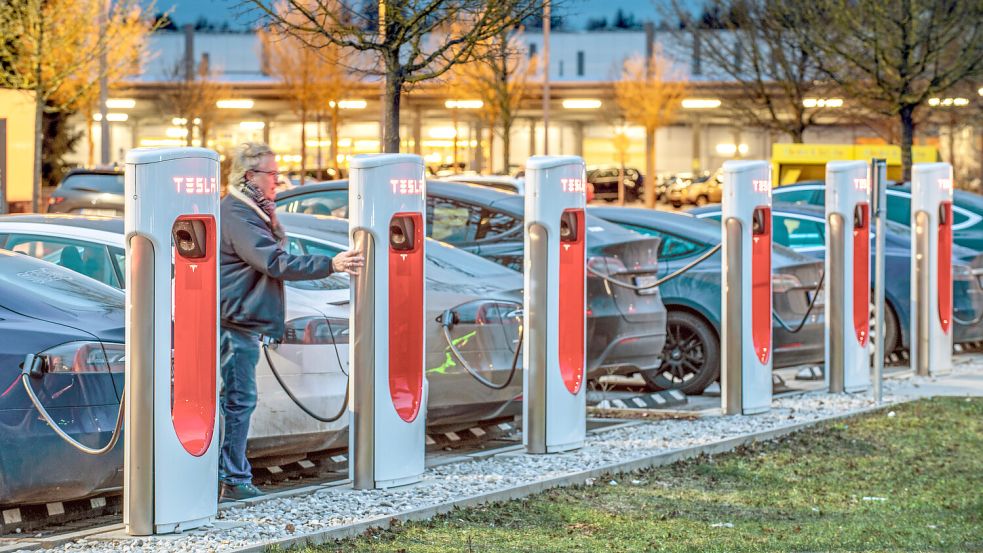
[{"x1": 18, "y1": 356, "x2": 983, "y2": 553}]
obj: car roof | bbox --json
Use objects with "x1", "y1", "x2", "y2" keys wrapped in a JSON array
[
  {"x1": 588, "y1": 206, "x2": 721, "y2": 244},
  {"x1": 276, "y1": 178, "x2": 515, "y2": 206},
  {"x1": 0, "y1": 214, "x2": 124, "y2": 233},
  {"x1": 64, "y1": 168, "x2": 123, "y2": 177}
]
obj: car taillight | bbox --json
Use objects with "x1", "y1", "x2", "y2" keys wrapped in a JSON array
[
  {"x1": 48, "y1": 196, "x2": 65, "y2": 205},
  {"x1": 587, "y1": 256, "x2": 628, "y2": 276},
  {"x1": 772, "y1": 273, "x2": 802, "y2": 294},
  {"x1": 283, "y1": 317, "x2": 349, "y2": 345},
  {"x1": 952, "y1": 264, "x2": 974, "y2": 283},
  {"x1": 41, "y1": 341, "x2": 125, "y2": 373}
]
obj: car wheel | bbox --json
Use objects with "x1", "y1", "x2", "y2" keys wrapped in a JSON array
[
  {"x1": 869, "y1": 298, "x2": 900, "y2": 361},
  {"x1": 641, "y1": 310, "x2": 720, "y2": 394},
  {"x1": 671, "y1": 201, "x2": 682, "y2": 209},
  {"x1": 695, "y1": 195, "x2": 709, "y2": 206}
]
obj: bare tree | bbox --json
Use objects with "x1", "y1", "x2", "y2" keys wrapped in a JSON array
[
  {"x1": 614, "y1": 49, "x2": 688, "y2": 208},
  {"x1": 449, "y1": 27, "x2": 536, "y2": 173},
  {"x1": 780, "y1": 0, "x2": 983, "y2": 181},
  {"x1": 0, "y1": 0, "x2": 155, "y2": 213},
  {"x1": 240, "y1": 0, "x2": 543, "y2": 153},
  {"x1": 157, "y1": 58, "x2": 231, "y2": 148},
  {"x1": 671, "y1": 0, "x2": 832, "y2": 143},
  {"x1": 261, "y1": 17, "x2": 356, "y2": 184}
]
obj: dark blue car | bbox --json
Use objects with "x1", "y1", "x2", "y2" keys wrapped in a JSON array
[
  {"x1": 0, "y1": 250, "x2": 124, "y2": 506},
  {"x1": 589, "y1": 206, "x2": 826, "y2": 393},
  {"x1": 771, "y1": 181, "x2": 983, "y2": 252},
  {"x1": 690, "y1": 203, "x2": 983, "y2": 351}
]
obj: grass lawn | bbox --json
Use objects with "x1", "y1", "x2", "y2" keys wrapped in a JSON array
[{"x1": 282, "y1": 397, "x2": 983, "y2": 552}]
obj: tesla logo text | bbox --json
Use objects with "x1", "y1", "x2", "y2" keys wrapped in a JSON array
[
  {"x1": 560, "y1": 178, "x2": 585, "y2": 193},
  {"x1": 752, "y1": 179, "x2": 770, "y2": 193},
  {"x1": 173, "y1": 176, "x2": 218, "y2": 195},
  {"x1": 938, "y1": 178, "x2": 953, "y2": 191},
  {"x1": 853, "y1": 178, "x2": 869, "y2": 192},
  {"x1": 390, "y1": 179, "x2": 423, "y2": 195}
]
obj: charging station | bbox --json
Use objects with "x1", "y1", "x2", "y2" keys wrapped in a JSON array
[
  {"x1": 911, "y1": 162, "x2": 954, "y2": 376},
  {"x1": 721, "y1": 160, "x2": 772, "y2": 415},
  {"x1": 825, "y1": 161, "x2": 871, "y2": 393},
  {"x1": 523, "y1": 155, "x2": 587, "y2": 453},
  {"x1": 124, "y1": 147, "x2": 220, "y2": 535},
  {"x1": 349, "y1": 154, "x2": 427, "y2": 489}
]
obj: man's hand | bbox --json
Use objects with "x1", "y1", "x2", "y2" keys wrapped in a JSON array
[{"x1": 332, "y1": 250, "x2": 364, "y2": 275}]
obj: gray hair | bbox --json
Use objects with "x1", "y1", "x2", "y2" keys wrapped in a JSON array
[{"x1": 228, "y1": 142, "x2": 274, "y2": 190}]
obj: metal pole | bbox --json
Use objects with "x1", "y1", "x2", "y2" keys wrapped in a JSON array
[
  {"x1": 98, "y1": 0, "x2": 110, "y2": 165},
  {"x1": 871, "y1": 158, "x2": 887, "y2": 404},
  {"x1": 541, "y1": 1, "x2": 550, "y2": 155}
]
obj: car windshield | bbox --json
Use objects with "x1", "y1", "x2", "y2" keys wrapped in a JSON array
[
  {"x1": 62, "y1": 173, "x2": 124, "y2": 194},
  {"x1": 0, "y1": 250, "x2": 123, "y2": 312}
]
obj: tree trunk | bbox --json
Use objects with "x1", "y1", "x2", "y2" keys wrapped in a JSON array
[
  {"x1": 791, "y1": 124, "x2": 805, "y2": 144},
  {"x1": 300, "y1": 107, "x2": 307, "y2": 186},
  {"x1": 330, "y1": 105, "x2": 340, "y2": 174},
  {"x1": 502, "y1": 121, "x2": 512, "y2": 175},
  {"x1": 86, "y1": 107, "x2": 95, "y2": 167},
  {"x1": 487, "y1": 126, "x2": 494, "y2": 175},
  {"x1": 382, "y1": 63, "x2": 403, "y2": 153},
  {"x1": 900, "y1": 105, "x2": 915, "y2": 183},
  {"x1": 644, "y1": 126, "x2": 656, "y2": 208},
  {"x1": 452, "y1": 108, "x2": 459, "y2": 172},
  {"x1": 315, "y1": 112, "x2": 323, "y2": 180}
]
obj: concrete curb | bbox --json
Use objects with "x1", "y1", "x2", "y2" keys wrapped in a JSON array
[{"x1": 231, "y1": 402, "x2": 898, "y2": 553}]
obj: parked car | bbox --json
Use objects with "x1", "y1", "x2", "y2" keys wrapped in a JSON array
[
  {"x1": 443, "y1": 175, "x2": 525, "y2": 195},
  {"x1": 276, "y1": 180, "x2": 669, "y2": 385},
  {"x1": 47, "y1": 169, "x2": 124, "y2": 216},
  {"x1": 665, "y1": 171, "x2": 722, "y2": 208},
  {"x1": 772, "y1": 181, "x2": 983, "y2": 252},
  {"x1": 0, "y1": 250, "x2": 125, "y2": 505},
  {"x1": 586, "y1": 166, "x2": 643, "y2": 203},
  {"x1": 589, "y1": 206, "x2": 826, "y2": 393},
  {"x1": 689, "y1": 203, "x2": 983, "y2": 350},
  {"x1": 0, "y1": 214, "x2": 525, "y2": 471}
]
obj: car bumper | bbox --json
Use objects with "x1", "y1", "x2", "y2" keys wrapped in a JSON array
[
  {"x1": 773, "y1": 318, "x2": 826, "y2": 369},
  {"x1": 587, "y1": 313, "x2": 666, "y2": 378}
]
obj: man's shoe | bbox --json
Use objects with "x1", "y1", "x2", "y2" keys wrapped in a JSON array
[{"x1": 219, "y1": 482, "x2": 264, "y2": 501}]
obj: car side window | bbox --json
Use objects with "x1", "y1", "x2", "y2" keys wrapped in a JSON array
[
  {"x1": 300, "y1": 238, "x2": 343, "y2": 258},
  {"x1": 774, "y1": 188, "x2": 818, "y2": 205},
  {"x1": 109, "y1": 246, "x2": 126, "y2": 287},
  {"x1": 4, "y1": 235, "x2": 120, "y2": 288},
  {"x1": 427, "y1": 196, "x2": 479, "y2": 243},
  {"x1": 475, "y1": 208, "x2": 521, "y2": 241},
  {"x1": 617, "y1": 223, "x2": 701, "y2": 260},
  {"x1": 885, "y1": 193, "x2": 911, "y2": 226},
  {"x1": 773, "y1": 216, "x2": 824, "y2": 250},
  {"x1": 277, "y1": 191, "x2": 349, "y2": 218}
]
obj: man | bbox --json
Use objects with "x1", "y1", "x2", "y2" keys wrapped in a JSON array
[{"x1": 218, "y1": 142, "x2": 362, "y2": 500}]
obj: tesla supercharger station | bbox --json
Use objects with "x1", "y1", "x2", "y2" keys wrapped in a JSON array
[
  {"x1": 825, "y1": 161, "x2": 871, "y2": 393},
  {"x1": 911, "y1": 162, "x2": 954, "y2": 376},
  {"x1": 349, "y1": 154, "x2": 426, "y2": 489},
  {"x1": 523, "y1": 155, "x2": 587, "y2": 454},
  {"x1": 721, "y1": 160, "x2": 772, "y2": 415},
  {"x1": 124, "y1": 148, "x2": 220, "y2": 535}
]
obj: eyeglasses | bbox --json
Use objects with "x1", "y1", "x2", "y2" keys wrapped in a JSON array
[{"x1": 252, "y1": 169, "x2": 280, "y2": 178}]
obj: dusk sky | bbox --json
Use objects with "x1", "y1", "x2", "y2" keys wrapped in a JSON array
[{"x1": 148, "y1": 0, "x2": 682, "y2": 31}]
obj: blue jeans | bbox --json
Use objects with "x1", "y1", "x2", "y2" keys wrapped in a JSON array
[{"x1": 219, "y1": 327, "x2": 260, "y2": 485}]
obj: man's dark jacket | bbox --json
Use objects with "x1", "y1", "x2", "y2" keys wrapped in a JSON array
[{"x1": 220, "y1": 191, "x2": 334, "y2": 339}]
